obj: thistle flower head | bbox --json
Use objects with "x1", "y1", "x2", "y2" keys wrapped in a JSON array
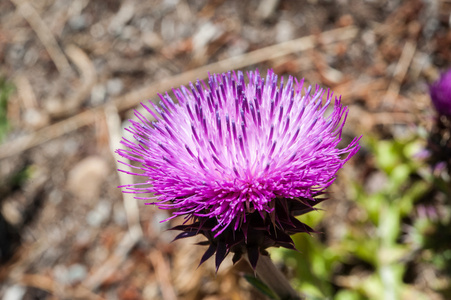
[
  {"x1": 117, "y1": 69, "x2": 360, "y2": 269},
  {"x1": 429, "y1": 69, "x2": 451, "y2": 117}
]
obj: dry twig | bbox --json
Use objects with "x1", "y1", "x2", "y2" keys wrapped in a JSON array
[
  {"x1": 18, "y1": 274, "x2": 105, "y2": 300},
  {"x1": 0, "y1": 26, "x2": 359, "y2": 160},
  {"x1": 82, "y1": 231, "x2": 141, "y2": 291},
  {"x1": 149, "y1": 250, "x2": 178, "y2": 300},
  {"x1": 54, "y1": 44, "x2": 97, "y2": 118},
  {"x1": 384, "y1": 40, "x2": 417, "y2": 106},
  {"x1": 10, "y1": 0, "x2": 72, "y2": 74},
  {"x1": 113, "y1": 26, "x2": 358, "y2": 112},
  {"x1": 104, "y1": 104, "x2": 143, "y2": 239},
  {"x1": 13, "y1": 75, "x2": 38, "y2": 109}
]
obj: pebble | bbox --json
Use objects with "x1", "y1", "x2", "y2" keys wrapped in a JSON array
[
  {"x1": 7, "y1": 44, "x2": 25, "y2": 65},
  {"x1": 68, "y1": 14, "x2": 88, "y2": 31},
  {"x1": 121, "y1": 25, "x2": 137, "y2": 40},
  {"x1": 53, "y1": 264, "x2": 69, "y2": 285},
  {"x1": 108, "y1": 2, "x2": 135, "y2": 35},
  {"x1": 143, "y1": 282, "x2": 160, "y2": 299},
  {"x1": 67, "y1": 264, "x2": 88, "y2": 284},
  {"x1": 227, "y1": 39, "x2": 249, "y2": 57},
  {"x1": 161, "y1": 18, "x2": 175, "y2": 41},
  {"x1": 113, "y1": 201, "x2": 127, "y2": 227},
  {"x1": 90, "y1": 84, "x2": 106, "y2": 106},
  {"x1": 23, "y1": 108, "x2": 49, "y2": 129},
  {"x1": 86, "y1": 200, "x2": 111, "y2": 227},
  {"x1": 275, "y1": 19, "x2": 294, "y2": 43},
  {"x1": 67, "y1": 156, "x2": 110, "y2": 201},
  {"x1": 152, "y1": 211, "x2": 174, "y2": 243},
  {"x1": 24, "y1": 47, "x2": 39, "y2": 67},
  {"x1": 192, "y1": 22, "x2": 220, "y2": 51},
  {"x1": 90, "y1": 22, "x2": 105, "y2": 39},
  {"x1": 2, "y1": 285, "x2": 26, "y2": 300},
  {"x1": 142, "y1": 31, "x2": 163, "y2": 50},
  {"x1": 163, "y1": 0, "x2": 179, "y2": 8},
  {"x1": 257, "y1": 0, "x2": 280, "y2": 20},
  {"x1": 106, "y1": 78, "x2": 123, "y2": 96}
]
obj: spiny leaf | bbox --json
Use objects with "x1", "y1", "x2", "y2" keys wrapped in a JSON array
[
  {"x1": 247, "y1": 246, "x2": 260, "y2": 270},
  {"x1": 215, "y1": 242, "x2": 228, "y2": 272},
  {"x1": 199, "y1": 244, "x2": 217, "y2": 267}
]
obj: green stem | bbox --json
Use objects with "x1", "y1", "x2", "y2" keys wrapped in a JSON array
[{"x1": 252, "y1": 255, "x2": 302, "y2": 300}]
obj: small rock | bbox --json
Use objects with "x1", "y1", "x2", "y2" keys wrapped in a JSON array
[
  {"x1": 163, "y1": 0, "x2": 179, "y2": 8},
  {"x1": 227, "y1": 38, "x2": 249, "y2": 57},
  {"x1": 275, "y1": 19, "x2": 294, "y2": 43},
  {"x1": 192, "y1": 22, "x2": 221, "y2": 51},
  {"x1": 160, "y1": 18, "x2": 175, "y2": 41},
  {"x1": 23, "y1": 108, "x2": 49, "y2": 129},
  {"x1": 108, "y1": 2, "x2": 135, "y2": 35},
  {"x1": 121, "y1": 25, "x2": 137, "y2": 40},
  {"x1": 90, "y1": 84, "x2": 106, "y2": 106},
  {"x1": 143, "y1": 282, "x2": 159, "y2": 300},
  {"x1": 7, "y1": 44, "x2": 25, "y2": 65},
  {"x1": 48, "y1": 189, "x2": 63, "y2": 205},
  {"x1": 113, "y1": 201, "x2": 127, "y2": 226},
  {"x1": 67, "y1": 264, "x2": 87, "y2": 285},
  {"x1": 53, "y1": 264, "x2": 69, "y2": 285},
  {"x1": 67, "y1": 156, "x2": 109, "y2": 201},
  {"x1": 68, "y1": 14, "x2": 88, "y2": 31},
  {"x1": 86, "y1": 200, "x2": 111, "y2": 227},
  {"x1": 257, "y1": 0, "x2": 280, "y2": 20},
  {"x1": 24, "y1": 47, "x2": 39, "y2": 66},
  {"x1": 44, "y1": 98, "x2": 65, "y2": 117},
  {"x1": 3, "y1": 285, "x2": 26, "y2": 300},
  {"x1": 106, "y1": 78, "x2": 123, "y2": 96},
  {"x1": 90, "y1": 23, "x2": 105, "y2": 39},
  {"x1": 152, "y1": 211, "x2": 173, "y2": 243},
  {"x1": 1, "y1": 200, "x2": 22, "y2": 226},
  {"x1": 142, "y1": 31, "x2": 163, "y2": 50}
]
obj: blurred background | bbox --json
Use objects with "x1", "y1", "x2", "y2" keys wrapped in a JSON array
[{"x1": 1, "y1": 0, "x2": 451, "y2": 299}]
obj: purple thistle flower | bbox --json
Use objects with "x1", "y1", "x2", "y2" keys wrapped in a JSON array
[
  {"x1": 429, "y1": 69, "x2": 451, "y2": 117},
  {"x1": 427, "y1": 69, "x2": 451, "y2": 174},
  {"x1": 117, "y1": 69, "x2": 360, "y2": 270}
]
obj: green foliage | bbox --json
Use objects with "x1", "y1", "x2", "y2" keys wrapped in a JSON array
[
  {"x1": 274, "y1": 135, "x2": 442, "y2": 299},
  {"x1": 0, "y1": 78, "x2": 32, "y2": 195},
  {"x1": 0, "y1": 77, "x2": 14, "y2": 143}
]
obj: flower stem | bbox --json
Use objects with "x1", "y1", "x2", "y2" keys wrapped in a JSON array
[{"x1": 252, "y1": 254, "x2": 302, "y2": 300}]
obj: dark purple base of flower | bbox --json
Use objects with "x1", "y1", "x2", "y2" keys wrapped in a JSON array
[
  {"x1": 428, "y1": 115, "x2": 451, "y2": 174},
  {"x1": 171, "y1": 196, "x2": 325, "y2": 271}
]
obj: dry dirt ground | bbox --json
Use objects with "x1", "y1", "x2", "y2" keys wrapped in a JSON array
[{"x1": 0, "y1": 0, "x2": 450, "y2": 299}]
